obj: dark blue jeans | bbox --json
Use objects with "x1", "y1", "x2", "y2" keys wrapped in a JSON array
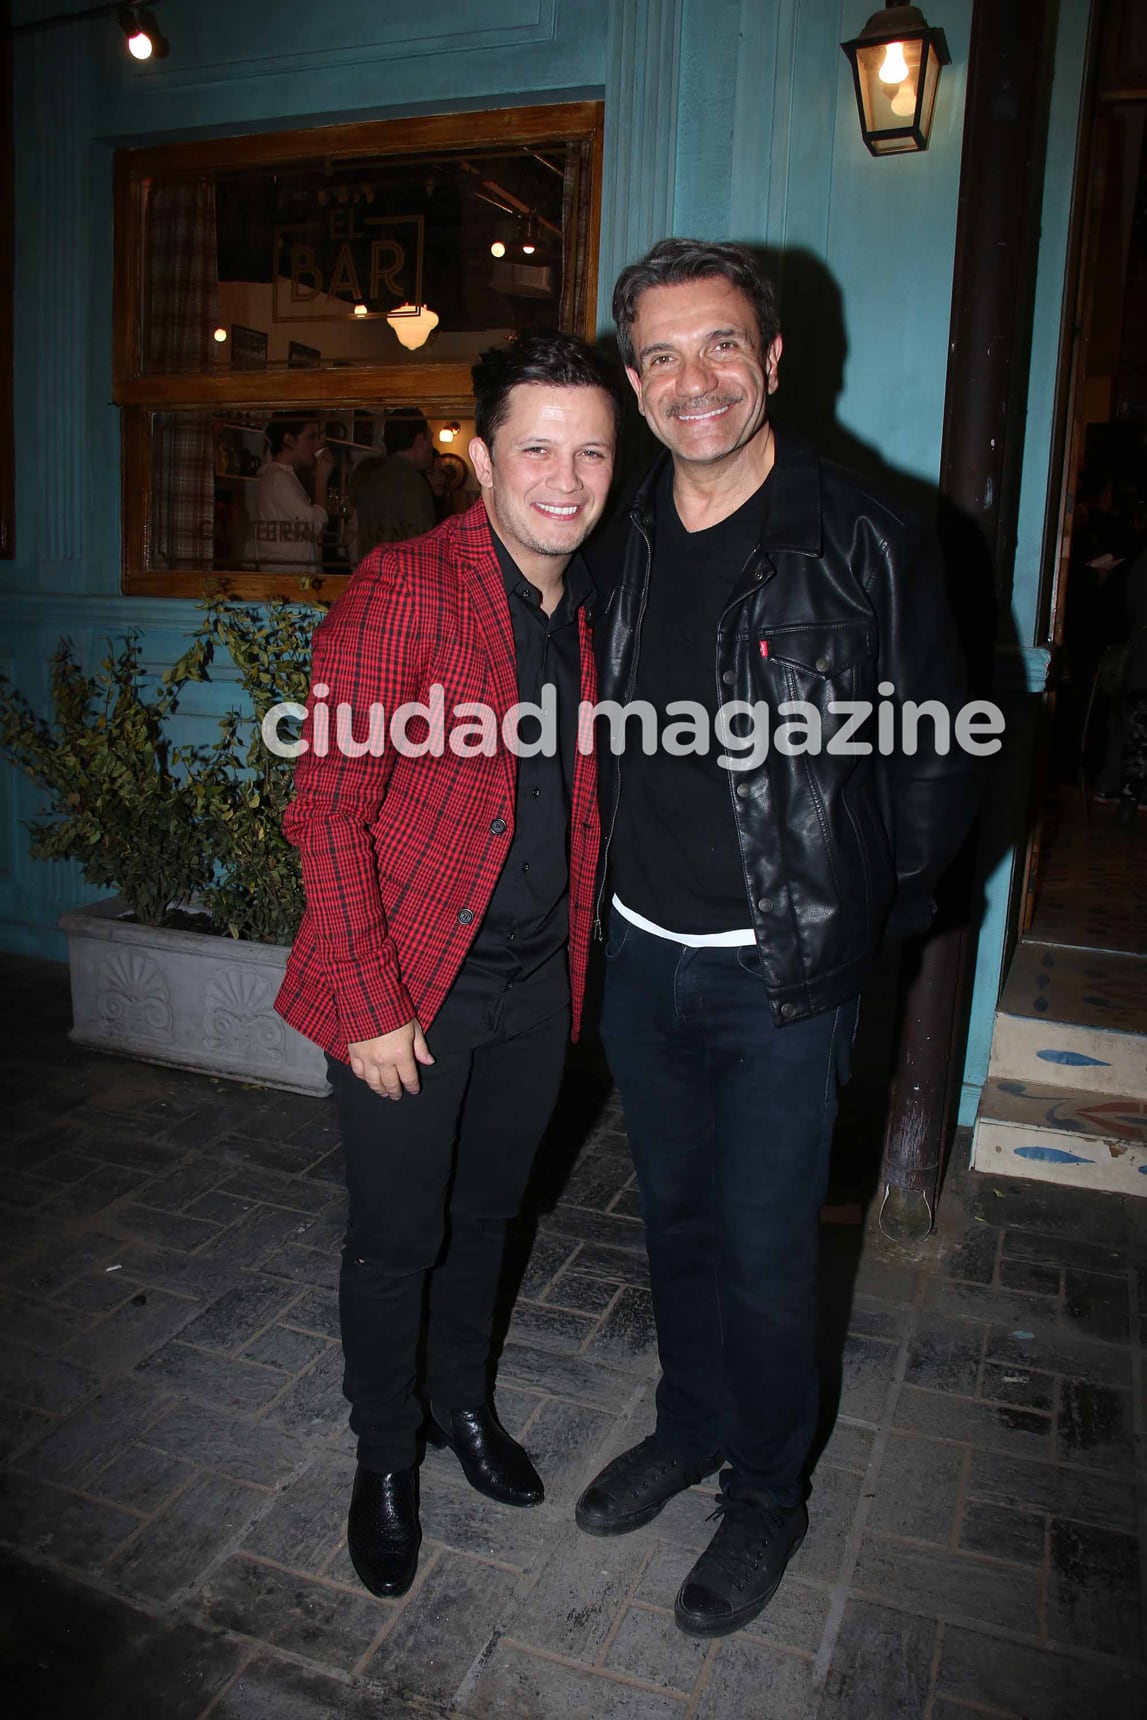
[{"x1": 600, "y1": 910, "x2": 857, "y2": 1510}]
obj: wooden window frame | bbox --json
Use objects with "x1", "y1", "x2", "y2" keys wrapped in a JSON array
[{"x1": 114, "y1": 100, "x2": 604, "y2": 600}]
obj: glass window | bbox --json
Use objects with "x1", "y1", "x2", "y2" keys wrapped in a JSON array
[
  {"x1": 115, "y1": 103, "x2": 603, "y2": 597},
  {"x1": 141, "y1": 402, "x2": 478, "y2": 581}
]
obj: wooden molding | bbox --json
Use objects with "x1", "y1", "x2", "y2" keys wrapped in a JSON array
[
  {"x1": 116, "y1": 365, "x2": 479, "y2": 409},
  {"x1": 115, "y1": 102, "x2": 603, "y2": 181}
]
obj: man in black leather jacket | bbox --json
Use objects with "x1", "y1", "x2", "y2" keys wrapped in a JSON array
[{"x1": 574, "y1": 239, "x2": 978, "y2": 1638}]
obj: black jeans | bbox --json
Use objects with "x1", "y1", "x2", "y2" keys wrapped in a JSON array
[
  {"x1": 327, "y1": 956, "x2": 570, "y2": 1475},
  {"x1": 600, "y1": 910, "x2": 857, "y2": 1510}
]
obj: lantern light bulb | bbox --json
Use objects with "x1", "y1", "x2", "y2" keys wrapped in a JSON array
[
  {"x1": 128, "y1": 29, "x2": 152, "y2": 58},
  {"x1": 878, "y1": 41, "x2": 910, "y2": 84},
  {"x1": 891, "y1": 86, "x2": 917, "y2": 116},
  {"x1": 353, "y1": 302, "x2": 369, "y2": 318},
  {"x1": 490, "y1": 240, "x2": 506, "y2": 258},
  {"x1": 212, "y1": 326, "x2": 228, "y2": 343}
]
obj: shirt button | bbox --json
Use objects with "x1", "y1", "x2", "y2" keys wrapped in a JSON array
[
  {"x1": 521, "y1": 862, "x2": 530, "y2": 873},
  {"x1": 531, "y1": 787, "x2": 541, "y2": 799},
  {"x1": 490, "y1": 817, "x2": 507, "y2": 835},
  {"x1": 457, "y1": 908, "x2": 474, "y2": 926},
  {"x1": 815, "y1": 656, "x2": 831, "y2": 673},
  {"x1": 736, "y1": 782, "x2": 750, "y2": 799},
  {"x1": 757, "y1": 897, "x2": 772, "y2": 912},
  {"x1": 780, "y1": 1002, "x2": 795, "y2": 1018},
  {"x1": 506, "y1": 930, "x2": 516, "y2": 942},
  {"x1": 721, "y1": 669, "x2": 735, "y2": 686}
]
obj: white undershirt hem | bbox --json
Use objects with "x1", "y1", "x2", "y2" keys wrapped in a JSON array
[{"x1": 612, "y1": 895, "x2": 756, "y2": 948}]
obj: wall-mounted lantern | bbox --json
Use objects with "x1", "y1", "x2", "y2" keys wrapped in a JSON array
[{"x1": 840, "y1": 6, "x2": 950, "y2": 156}]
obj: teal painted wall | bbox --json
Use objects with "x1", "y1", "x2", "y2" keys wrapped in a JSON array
[{"x1": 2, "y1": 0, "x2": 1093, "y2": 1124}]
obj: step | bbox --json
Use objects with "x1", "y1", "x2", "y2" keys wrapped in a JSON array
[
  {"x1": 971, "y1": 1075, "x2": 1147, "y2": 1196},
  {"x1": 987, "y1": 941, "x2": 1147, "y2": 1097}
]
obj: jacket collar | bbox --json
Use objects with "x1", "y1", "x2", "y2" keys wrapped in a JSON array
[
  {"x1": 455, "y1": 500, "x2": 519, "y2": 728},
  {"x1": 629, "y1": 423, "x2": 823, "y2": 558},
  {"x1": 456, "y1": 496, "x2": 502, "y2": 569}
]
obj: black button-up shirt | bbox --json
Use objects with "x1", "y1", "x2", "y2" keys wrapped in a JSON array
[{"x1": 463, "y1": 533, "x2": 590, "y2": 981}]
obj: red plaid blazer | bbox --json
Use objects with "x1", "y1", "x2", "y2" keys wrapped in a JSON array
[{"x1": 275, "y1": 502, "x2": 601, "y2": 1059}]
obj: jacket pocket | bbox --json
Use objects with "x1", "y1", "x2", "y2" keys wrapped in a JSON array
[{"x1": 763, "y1": 620, "x2": 875, "y2": 680}]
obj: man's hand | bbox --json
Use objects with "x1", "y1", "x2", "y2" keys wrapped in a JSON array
[{"x1": 347, "y1": 1020, "x2": 435, "y2": 1100}]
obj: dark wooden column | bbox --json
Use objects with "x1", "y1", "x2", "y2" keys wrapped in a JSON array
[{"x1": 878, "y1": 0, "x2": 1056, "y2": 1239}]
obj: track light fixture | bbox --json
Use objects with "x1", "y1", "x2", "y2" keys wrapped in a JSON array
[
  {"x1": 11, "y1": 3, "x2": 171, "y2": 58},
  {"x1": 118, "y1": 5, "x2": 168, "y2": 61}
]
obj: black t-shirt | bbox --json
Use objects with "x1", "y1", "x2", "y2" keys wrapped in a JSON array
[{"x1": 610, "y1": 466, "x2": 771, "y2": 933}]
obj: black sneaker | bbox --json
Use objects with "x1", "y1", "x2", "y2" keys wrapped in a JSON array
[
  {"x1": 575, "y1": 1435, "x2": 717, "y2": 1536},
  {"x1": 674, "y1": 1497, "x2": 807, "y2": 1637}
]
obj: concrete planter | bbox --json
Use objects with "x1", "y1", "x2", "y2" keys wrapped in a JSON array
[{"x1": 59, "y1": 897, "x2": 329, "y2": 1096}]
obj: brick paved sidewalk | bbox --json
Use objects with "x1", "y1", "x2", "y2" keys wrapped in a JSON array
[{"x1": 0, "y1": 953, "x2": 1143, "y2": 1718}]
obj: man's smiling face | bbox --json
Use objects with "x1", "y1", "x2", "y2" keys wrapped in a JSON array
[
  {"x1": 625, "y1": 276, "x2": 781, "y2": 470},
  {"x1": 469, "y1": 382, "x2": 615, "y2": 573}
]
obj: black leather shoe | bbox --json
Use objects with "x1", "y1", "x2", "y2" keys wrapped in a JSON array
[
  {"x1": 575, "y1": 1435, "x2": 718, "y2": 1536},
  {"x1": 674, "y1": 1497, "x2": 807, "y2": 1637},
  {"x1": 427, "y1": 1404, "x2": 544, "y2": 1507},
  {"x1": 346, "y1": 1464, "x2": 421, "y2": 1597}
]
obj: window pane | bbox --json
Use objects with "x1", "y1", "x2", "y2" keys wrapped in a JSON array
[
  {"x1": 140, "y1": 138, "x2": 590, "y2": 376},
  {"x1": 147, "y1": 406, "x2": 478, "y2": 575}
]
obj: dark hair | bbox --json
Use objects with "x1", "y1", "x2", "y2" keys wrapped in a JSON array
[
  {"x1": 383, "y1": 407, "x2": 430, "y2": 456},
  {"x1": 612, "y1": 239, "x2": 781, "y2": 371},
  {"x1": 264, "y1": 411, "x2": 319, "y2": 456},
  {"x1": 471, "y1": 327, "x2": 621, "y2": 448}
]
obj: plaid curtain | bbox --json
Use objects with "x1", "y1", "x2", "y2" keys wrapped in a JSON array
[
  {"x1": 147, "y1": 181, "x2": 219, "y2": 568},
  {"x1": 559, "y1": 139, "x2": 592, "y2": 337}
]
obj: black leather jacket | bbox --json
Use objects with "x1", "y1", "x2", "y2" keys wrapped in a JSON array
[{"x1": 589, "y1": 430, "x2": 980, "y2": 1025}]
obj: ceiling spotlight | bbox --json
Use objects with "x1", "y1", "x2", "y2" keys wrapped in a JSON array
[
  {"x1": 353, "y1": 302, "x2": 369, "y2": 318},
  {"x1": 521, "y1": 215, "x2": 538, "y2": 257},
  {"x1": 212, "y1": 326, "x2": 229, "y2": 344},
  {"x1": 118, "y1": 6, "x2": 168, "y2": 61},
  {"x1": 490, "y1": 240, "x2": 506, "y2": 259}
]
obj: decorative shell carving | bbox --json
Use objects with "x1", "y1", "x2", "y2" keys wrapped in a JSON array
[
  {"x1": 203, "y1": 965, "x2": 286, "y2": 1062},
  {"x1": 97, "y1": 949, "x2": 173, "y2": 1042}
]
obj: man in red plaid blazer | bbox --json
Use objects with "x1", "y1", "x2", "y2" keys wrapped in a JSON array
[{"x1": 276, "y1": 329, "x2": 617, "y2": 1599}]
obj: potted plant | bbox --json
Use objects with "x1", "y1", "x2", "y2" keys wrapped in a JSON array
[{"x1": 0, "y1": 598, "x2": 330, "y2": 1095}]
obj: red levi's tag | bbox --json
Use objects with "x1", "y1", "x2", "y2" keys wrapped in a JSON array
[{"x1": 759, "y1": 639, "x2": 769, "y2": 658}]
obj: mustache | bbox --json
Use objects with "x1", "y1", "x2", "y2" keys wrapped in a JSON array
[{"x1": 667, "y1": 394, "x2": 742, "y2": 418}]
